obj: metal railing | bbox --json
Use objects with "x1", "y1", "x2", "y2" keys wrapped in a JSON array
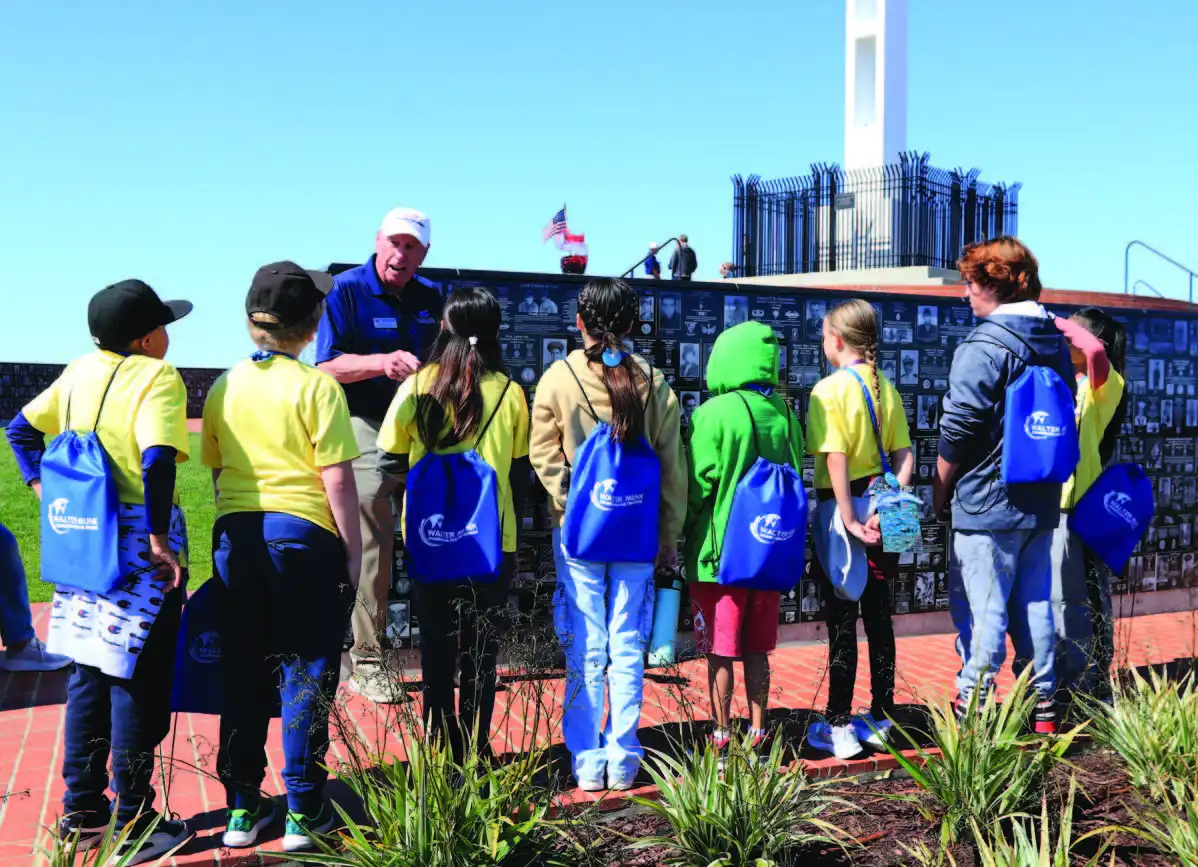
[
  {"x1": 1124, "y1": 240, "x2": 1196, "y2": 306},
  {"x1": 622, "y1": 237, "x2": 680, "y2": 279},
  {"x1": 1131, "y1": 279, "x2": 1165, "y2": 299},
  {"x1": 732, "y1": 151, "x2": 1019, "y2": 278}
]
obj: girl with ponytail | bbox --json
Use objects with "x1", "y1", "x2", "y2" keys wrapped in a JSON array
[
  {"x1": 805, "y1": 299, "x2": 914, "y2": 759},
  {"x1": 377, "y1": 286, "x2": 531, "y2": 761},
  {"x1": 1052, "y1": 307, "x2": 1127, "y2": 700},
  {"x1": 530, "y1": 277, "x2": 687, "y2": 791}
]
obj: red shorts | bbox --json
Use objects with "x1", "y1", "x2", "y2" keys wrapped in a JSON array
[{"x1": 689, "y1": 583, "x2": 781, "y2": 658}]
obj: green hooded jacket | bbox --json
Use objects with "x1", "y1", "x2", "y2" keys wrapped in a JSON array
[{"x1": 683, "y1": 322, "x2": 806, "y2": 585}]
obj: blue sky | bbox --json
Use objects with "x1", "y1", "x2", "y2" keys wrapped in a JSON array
[{"x1": 2, "y1": 0, "x2": 1195, "y2": 368}]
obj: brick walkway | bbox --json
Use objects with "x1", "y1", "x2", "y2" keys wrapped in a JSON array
[{"x1": 1, "y1": 606, "x2": 1195, "y2": 866}]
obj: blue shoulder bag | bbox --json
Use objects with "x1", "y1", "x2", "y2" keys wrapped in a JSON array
[
  {"x1": 845, "y1": 367, "x2": 922, "y2": 554},
  {"x1": 1069, "y1": 463, "x2": 1155, "y2": 573},
  {"x1": 715, "y1": 391, "x2": 808, "y2": 591},
  {"x1": 404, "y1": 376, "x2": 512, "y2": 583},
  {"x1": 40, "y1": 359, "x2": 126, "y2": 594},
  {"x1": 560, "y1": 360, "x2": 661, "y2": 563}
]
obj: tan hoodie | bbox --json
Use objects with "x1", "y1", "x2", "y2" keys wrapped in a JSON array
[{"x1": 530, "y1": 350, "x2": 687, "y2": 546}]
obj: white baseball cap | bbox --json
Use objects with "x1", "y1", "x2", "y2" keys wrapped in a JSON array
[
  {"x1": 649, "y1": 242, "x2": 659, "y2": 251},
  {"x1": 379, "y1": 208, "x2": 431, "y2": 248}
]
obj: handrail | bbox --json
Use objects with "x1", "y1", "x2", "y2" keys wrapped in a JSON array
[
  {"x1": 1131, "y1": 279, "x2": 1165, "y2": 299},
  {"x1": 622, "y1": 236, "x2": 681, "y2": 279},
  {"x1": 1124, "y1": 240, "x2": 1197, "y2": 306}
]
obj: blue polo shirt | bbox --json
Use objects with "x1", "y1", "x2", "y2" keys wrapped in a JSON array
[{"x1": 315, "y1": 256, "x2": 443, "y2": 420}]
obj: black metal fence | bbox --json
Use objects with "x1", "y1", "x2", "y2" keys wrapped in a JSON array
[{"x1": 731, "y1": 151, "x2": 1020, "y2": 278}]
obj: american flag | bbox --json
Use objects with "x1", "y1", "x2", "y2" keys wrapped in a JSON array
[{"x1": 541, "y1": 206, "x2": 567, "y2": 243}]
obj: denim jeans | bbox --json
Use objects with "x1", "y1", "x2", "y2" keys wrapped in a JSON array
[
  {"x1": 0, "y1": 523, "x2": 35, "y2": 647},
  {"x1": 61, "y1": 589, "x2": 182, "y2": 826},
  {"x1": 214, "y1": 512, "x2": 353, "y2": 815},
  {"x1": 952, "y1": 529, "x2": 1056, "y2": 703},
  {"x1": 1051, "y1": 517, "x2": 1094, "y2": 697},
  {"x1": 551, "y1": 528, "x2": 654, "y2": 785}
]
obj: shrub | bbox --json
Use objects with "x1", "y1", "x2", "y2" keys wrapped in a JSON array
[
  {"x1": 905, "y1": 778, "x2": 1109, "y2": 866},
  {"x1": 289, "y1": 734, "x2": 555, "y2": 866},
  {"x1": 882, "y1": 668, "x2": 1082, "y2": 848},
  {"x1": 627, "y1": 733, "x2": 849, "y2": 867},
  {"x1": 1080, "y1": 668, "x2": 1198, "y2": 804},
  {"x1": 40, "y1": 811, "x2": 174, "y2": 866},
  {"x1": 1100, "y1": 775, "x2": 1198, "y2": 867}
]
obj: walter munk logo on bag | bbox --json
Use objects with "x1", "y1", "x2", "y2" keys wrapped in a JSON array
[
  {"x1": 190, "y1": 631, "x2": 221, "y2": 664},
  {"x1": 1103, "y1": 491, "x2": 1139, "y2": 529},
  {"x1": 418, "y1": 513, "x2": 479, "y2": 547},
  {"x1": 589, "y1": 479, "x2": 644, "y2": 512},
  {"x1": 750, "y1": 513, "x2": 796, "y2": 545},
  {"x1": 1023, "y1": 410, "x2": 1066, "y2": 441},
  {"x1": 47, "y1": 497, "x2": 99, "y2": 535}
]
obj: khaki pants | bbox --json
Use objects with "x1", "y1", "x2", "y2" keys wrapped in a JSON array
[{"x1": 349, "y1": 416, "x2": 400, "y2": 678}]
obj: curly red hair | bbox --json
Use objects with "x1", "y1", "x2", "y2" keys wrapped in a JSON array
[{"x1": 957, "y1": 235, "x2": 1042, "y2": 303}]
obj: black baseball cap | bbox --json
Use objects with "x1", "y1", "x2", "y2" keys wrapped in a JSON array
[
  {"x1": 246, "y1": 261, "x2": 334, "y2": 329},
  {"x1": 89, "y1": 280, "x2": 193, "y2": 348}
]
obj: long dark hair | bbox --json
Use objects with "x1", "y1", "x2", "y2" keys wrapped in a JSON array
[
  {"x1": 415, "y1": 286, "x2": 506, "y2": 450},
  {"x1": 576, "y1": 278, "x2": 645, "y2": 443},
  {"x1": 1071, "y1": 306, "x2": 1128, "y2": 466}
]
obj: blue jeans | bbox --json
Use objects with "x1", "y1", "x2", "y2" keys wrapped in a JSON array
[
  {"x1": 952, "y1": 530, "x2": 1056, "y2": 703},
  {"x1": 1051, "y1": 518, "x2": 1093, "y2": 696},
  {"x1": 214, "y1": 513, "x2": 353, "y2": 815},
  {"x1": 61, "y1": 589, "x2": 182, "y2": 826},
  {"x1": 0, "y1": 523, "x2": 35, "y2": 647},
  {"x1": 552, "y1": 528, "x2": 654, "y2": 785}
]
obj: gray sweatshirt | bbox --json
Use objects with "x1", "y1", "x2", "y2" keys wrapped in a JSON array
[{"x1": 938, "y1": 304, "x2": 1076, "y2": 531}]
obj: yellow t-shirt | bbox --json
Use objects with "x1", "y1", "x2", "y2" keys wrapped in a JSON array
[
  {"x1": 1061, "y1": 369, "x2": 1126, "y2": 509},
  {"x1": 806, "y1": 365, "x2": 912, "y2": 489},
  {"x1": 200, "y1": 356, "x2": 359, "y2": 535},
  {"x1": 21, "y1": 351, "x2": 190, "y2": 504},
  {"x1": 379, "y1": 366, "x2": 530, "y2": 553}
]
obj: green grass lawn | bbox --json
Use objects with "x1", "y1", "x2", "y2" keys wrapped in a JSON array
[{"x1": 0, "y1": 432, "x2": 213, "y2": 602}]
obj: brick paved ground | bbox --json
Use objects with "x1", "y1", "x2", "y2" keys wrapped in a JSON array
[{"x1": 1, "y1": 605, "x2": 1195, "y2": 866}]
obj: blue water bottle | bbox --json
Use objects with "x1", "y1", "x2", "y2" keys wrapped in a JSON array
[{"x1": 648, "y1": 566, "x2": 682, "y2": 667}]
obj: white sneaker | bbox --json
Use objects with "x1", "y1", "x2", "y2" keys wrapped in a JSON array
[
  {"x1": 347, "y1": 672, "x2": 411, "y2": 704},
  {"x1": 807, "y1": 720, "x2": 865, "y2": 760},
  {"x1": 852, "y1": 713, "x2": 894, "y2": 749},
  {"x1": 0, "y1": 637, "x2": 71, "y2": 672},
  {"x1": 576, "y1": 778, "x2": 605, "y2": 792}
]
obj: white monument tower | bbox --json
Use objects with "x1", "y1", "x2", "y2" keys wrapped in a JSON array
[{"x1": 844, "y1": 0, "x2": 907, "y2": 170}]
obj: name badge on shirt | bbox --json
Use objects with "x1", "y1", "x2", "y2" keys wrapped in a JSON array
[{"x1": 373, "y1": 317, "x2": 398, "y2": 329}]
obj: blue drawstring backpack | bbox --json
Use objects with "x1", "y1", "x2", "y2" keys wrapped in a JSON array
[
  {"x1": 986, "y1": 321, "x2": 1079, "y2": 484},
  {"x1": 171, "y1": 578, "x2": 280, "y2": 716},
  {"x1": 1069, "y1": 463, "x2": 1155, "y2": 573},
  {"x1": 404, "y1": 377, "x2": 512, "y2": 582},
  {"x1": 716, "y1": 391, "x2": 808, "y2": 591},
  {"x1": 40, "y1": 359, "x2": 126, "y2": 594},
  {"x1": 560, "y1": 361, "x2": 661, "y2": 563},
  {"x1": 845, "y1": 367, "x2": 922, "y2": 554}
]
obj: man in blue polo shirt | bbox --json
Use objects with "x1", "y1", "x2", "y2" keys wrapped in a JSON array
[{"x1": 316, "y1": 207, "x2": 442, "y2": 703}]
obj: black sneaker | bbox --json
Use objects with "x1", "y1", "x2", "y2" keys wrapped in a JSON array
[
  {"x1": 56, "y1": 812, "x2": 109, "y2": 852},
  {"x1": 109, "y1": 817, "x2": 192, "y2": 866}
]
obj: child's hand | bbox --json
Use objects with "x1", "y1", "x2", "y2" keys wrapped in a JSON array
[
  {"x1": 845, "y1": 519, "x2": 881, "y2": 546},
  {"x1": 865, "y1": 514, "x2": 882, "y2": 534},
  {"x1": 149, "y1": 534, "x2": 183, "y2": 590}
]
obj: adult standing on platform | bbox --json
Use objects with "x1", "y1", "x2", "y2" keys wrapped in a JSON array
[
  {"x1": 316, "y1": 208, "x2": 443, "y2": 703},
  {"x1": 670, "y1": 235, "x2": 698, "y2": 281}
]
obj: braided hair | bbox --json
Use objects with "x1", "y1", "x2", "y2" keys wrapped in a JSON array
[
  {"x1": 576, "y1": 278, "x2": 645, "y2": 443},
  {"x1": 826, "y1": 298, "x2": 884, "y2": 428}
]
